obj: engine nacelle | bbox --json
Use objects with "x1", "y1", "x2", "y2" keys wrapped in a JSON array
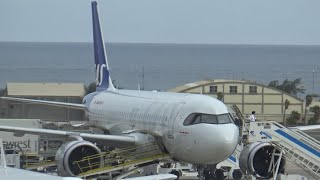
[
  {"x1": 55, "y1": 140, "x2": 102, "y2": 176},
  {"x1": 239, "y1": 142, "x2": 286, "y2": 179}
]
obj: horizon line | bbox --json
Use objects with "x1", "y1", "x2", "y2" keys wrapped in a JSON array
[{"x1": 1, "y1": 41, "x2": 320, "y2": 47}]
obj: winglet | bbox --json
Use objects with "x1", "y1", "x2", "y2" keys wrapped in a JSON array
[{"x1": 91, "y1": 1, "x2": 115, "y2": 91}]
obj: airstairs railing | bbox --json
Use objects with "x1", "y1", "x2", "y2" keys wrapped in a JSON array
[
  {"x1": 23, "y1": 160, "x2": 56, "y2": 170},
  {"x1": 247, "y1": 121, "x2": 320, "y2": 179},
  {"x1": 75, "y1": 142, "x2": 169, "y2": 178}
]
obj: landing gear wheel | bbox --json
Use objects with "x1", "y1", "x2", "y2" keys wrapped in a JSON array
[
  {"x1": 196, "y1": 164, "x2": 217, "y2": 180},
  {"x1": 232, "y1": 169, "x2": 242, "y2": 180},
  {"x1": 203, "y1": 169, "x2": 213, "y2": 180},
  {"x1": 215, "y1": 169, "x2": 224, "y2": 180},
  {"x1": 170, "y1": 170, "x2": 180, "y2": 180}
]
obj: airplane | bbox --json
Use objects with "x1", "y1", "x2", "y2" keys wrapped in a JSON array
[{"x1": 0, "y1": 1, "x2": 239, "y2": 179}]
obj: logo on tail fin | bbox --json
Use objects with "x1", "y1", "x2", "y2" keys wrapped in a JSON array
[{"x1": 95, "y1": 64, "x2": 109, "y2": 87}]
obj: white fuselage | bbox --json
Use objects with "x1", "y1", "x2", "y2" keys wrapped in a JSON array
[{"x1": 85, "y1": 90, "x2": 239, "y2": 165}]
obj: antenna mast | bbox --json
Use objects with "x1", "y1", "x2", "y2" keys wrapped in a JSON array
[{"x1": 142, "y1": 66, "x2": 145, "y2": 90}]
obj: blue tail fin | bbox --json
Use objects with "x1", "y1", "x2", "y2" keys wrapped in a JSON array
[{"x1": 91, "y1": 1, "x2": 115, "y2": 91}]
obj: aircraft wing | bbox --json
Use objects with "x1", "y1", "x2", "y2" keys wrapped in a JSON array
[
  {"x1": 291, "y1": 125, "x2": 320, "y2": 131},
  {"x1": 0, "y1": 125, "x2": 135, "y2": 145},
  {"x1": 0, "y1": 97, "x2": 85, "y2": 110},
  {"x1": 0, "y1": 167, "x2": 82, "y2": 180},
  {"x1": 0, "y1": 168, "x2": 176, "y2": 180},
  {"x1": 123, "y1": 174, "x2": 177, "y2": 180}
]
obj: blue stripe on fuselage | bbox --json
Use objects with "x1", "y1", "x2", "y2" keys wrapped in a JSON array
[{"x1": 229, "y1": 155, "x2": 236, "y2": 162}]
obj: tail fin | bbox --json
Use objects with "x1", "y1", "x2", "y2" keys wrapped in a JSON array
[{"x1": 91, "y1": 1, "x2": 115, "y2": 91}]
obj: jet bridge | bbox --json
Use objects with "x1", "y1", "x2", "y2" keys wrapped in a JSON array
[{"x1": 242, "y1": 121, "x2": 320, "y2": 179}]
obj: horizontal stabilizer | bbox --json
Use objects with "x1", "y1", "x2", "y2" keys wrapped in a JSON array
[{"x1": 0, "y1": 97, "x2": 86, "y2": 110}]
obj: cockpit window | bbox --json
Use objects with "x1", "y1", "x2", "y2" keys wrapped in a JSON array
[
  {"x1": 201, "y1": 114, "x2": 218, "y2": 124},
  {"x1": 183, "y1": 113, "x2": 233, "y2": 126},
  {"x1": 183, "y1": 114, "x2": 196, "y2": 125},
  {"x1": 218, "y1": 114, "x2": 233, "y2": 124},
  {"x1": 193, "y1": 114, "x2": 201, "y2": 124}
]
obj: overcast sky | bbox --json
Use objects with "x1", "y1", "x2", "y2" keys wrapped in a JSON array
[{"x1": 1, "y1": 0, "x2": 320, "y2": 44}]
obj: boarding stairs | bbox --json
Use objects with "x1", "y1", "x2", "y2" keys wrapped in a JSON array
[
  {"x1": 23, "y1": 160, "x2": 56, "y2": 170},
  {"x1": 247, "y1": 121, "x2": 320, "y2": 179},
  {"x1": 75, "y1": 142, "x2": 169, "y2": 178},
  {"x1": 20, "y1": 153, "x2": 57, "y2": 170}
]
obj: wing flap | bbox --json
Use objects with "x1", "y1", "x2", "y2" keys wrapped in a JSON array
[
  {"x1": 0, "y1": 125, "x2": 135, "y2": 145},
  {"x1": 0, "y1": 97, "x2": 85, "y2": 110}
]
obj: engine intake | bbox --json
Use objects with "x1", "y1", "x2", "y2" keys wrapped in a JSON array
[
  {"x1": 55, "y1": 140, "x2": 102, "y2": 176},
  {"x1": 239, "y1": 142, "x2": 285, "y2": 178}
]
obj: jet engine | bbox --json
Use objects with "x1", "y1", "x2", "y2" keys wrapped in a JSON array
[
  {"x1": 55, "y1": 140, "x2": 102, "y2": 176},
  {"x1": 239, "y1": 142, "x2": 286, "y2": 179}
]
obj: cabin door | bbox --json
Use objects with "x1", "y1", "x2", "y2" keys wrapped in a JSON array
[{"x1": 168, "y1": 102, "x2": 184, "y2": 138}]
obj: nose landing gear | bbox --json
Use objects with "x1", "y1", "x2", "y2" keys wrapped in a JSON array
[{"x1": 197, "y1": 164, "x2": 225, "y2": 180}]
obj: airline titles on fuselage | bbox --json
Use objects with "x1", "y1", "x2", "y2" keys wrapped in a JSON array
[{"x1": 94, "y1": 100, "x2": 104, "y2": 105}]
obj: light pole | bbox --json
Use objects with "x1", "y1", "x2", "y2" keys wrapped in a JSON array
[
  {"x1": 312, "y1": 70, "x2": 315, "y2": 93},
  {"x1": 280, "y1": 72, "x2": 286, "y2": 81}
]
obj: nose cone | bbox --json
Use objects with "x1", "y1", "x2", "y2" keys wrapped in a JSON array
[
  {"x1": 215, "y1": 124, "x2": 239, "y2": 162},
  {"x1": 192, "y1": 124, "x2": 239, "y2": 164}
]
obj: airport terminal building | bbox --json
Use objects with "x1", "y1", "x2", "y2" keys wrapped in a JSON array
[{"x1": 169, "y1": 79, "x2": 306, "y2": 123}]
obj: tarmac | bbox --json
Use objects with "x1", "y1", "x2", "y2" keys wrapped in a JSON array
[
  {"x1": 285, "y1": 161, "x2": 316, "y2": 180},
  {"x1": 288, "y1": 130, "x2": 319, "y2": 180},
  {"x1": 305, "y1": 130, "x2": 320, "y2": 141}
]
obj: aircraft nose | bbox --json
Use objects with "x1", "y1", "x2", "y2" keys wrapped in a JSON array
[
  {"x1": 218, "y1": 124, "x2": 239, "y2": 159},
  {"x1": 190, "y1": 124, "x2": 239, "y2": 164},
  {"x1": 206, "y1": 124, "x2": 239, "y2": 164}
]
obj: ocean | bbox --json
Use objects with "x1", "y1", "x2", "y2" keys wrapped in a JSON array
[{"x1": 0, "y1": 42, "x2": 320, "y2": 96}]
